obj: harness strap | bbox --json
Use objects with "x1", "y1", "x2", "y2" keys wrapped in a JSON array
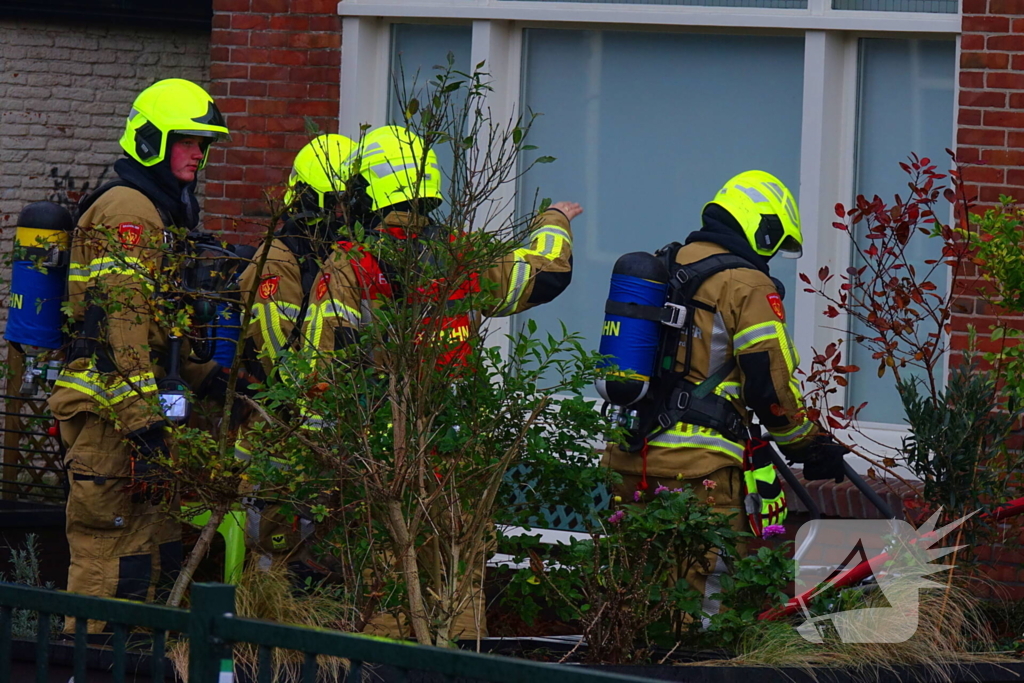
[
  {"x1": 621, "y1": 247, "x2": 763, "y2": 452},
  {"x1": 644, "y1": 359, "x2": 747, "y2": 447}
]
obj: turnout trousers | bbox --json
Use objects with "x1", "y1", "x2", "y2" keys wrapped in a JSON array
[
  {"x1": 611, "y1": 464, "x2": 748, "y2": 625},
  {"x1": 60, "y1": 413, "x2": 182, "y2": 633}
]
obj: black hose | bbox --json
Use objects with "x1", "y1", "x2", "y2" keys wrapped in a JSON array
[
  {"x1": 766, "y1": 445, "x2": 821, "y2": 520},
  {"x1": 843, "y1": 460, "x2": 896, "y2": 519}
]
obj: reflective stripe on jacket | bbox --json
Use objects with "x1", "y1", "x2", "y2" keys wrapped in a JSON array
[
  {"x1": 47, "y1": 186, "x2": 217, "y2": 432},
  {"x1": 602, "y1": 240, "x2": 817, "y2": 481}
]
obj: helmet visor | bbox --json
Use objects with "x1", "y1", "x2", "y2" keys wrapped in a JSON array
[{"x1": 777, "y1": 236, "x2": 803, "y2": 259}]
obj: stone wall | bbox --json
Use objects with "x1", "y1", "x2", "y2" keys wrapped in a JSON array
[
  {"x1": 0, "y1": 18, "x2": 210, "y2": 346},
  {"x1": 0, "y1": 19, "x2": 210, "y2": 223}
]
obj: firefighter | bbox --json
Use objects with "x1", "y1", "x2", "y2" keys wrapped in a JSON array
[
  {"x1": 601, "y1": 170, "x2": 849, "y2": 622},
  {"x1": 47, "y1": 78, "x2": 230, "y2": 631},
  {"x1": 303, "y1": 125, "x2": 582, "y2": 640},
  {"x1": 234, "y1": 133, "x2": 356, "y2": 580}
]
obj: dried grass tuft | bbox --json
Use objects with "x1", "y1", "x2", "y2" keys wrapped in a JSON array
[
  {"x1": 168, "y1": 560, "x2": 353, "y2": 682},
  {"x1": 718, "y1": 579, "x2": 1017, "y2": 682}
]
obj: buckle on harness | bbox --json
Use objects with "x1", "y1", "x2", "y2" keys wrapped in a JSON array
[
  {"x1": 675, "y1": 391, "x2": 691, "y2": 411},
  {"x1": 661, "y1": 303, "x2": 687, "y2": 329}
]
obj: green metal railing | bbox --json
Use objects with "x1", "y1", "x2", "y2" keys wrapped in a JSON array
[{"x1": 0, "y1": 582, "x2": 655, "y2": 683}]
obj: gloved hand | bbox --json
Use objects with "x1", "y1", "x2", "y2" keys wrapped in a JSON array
[
  {"x1": 794, "y1": 434, "x2": 849, "y2": 483},
  {"x1": 125, "y1": 423, "x2": 172, "y2": 504},
  {"x1": 201, "y1": 364, "x2": 260, "y2": 402}
]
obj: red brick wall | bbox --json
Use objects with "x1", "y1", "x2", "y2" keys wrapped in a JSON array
[
  {"x1": 205, "y1": 0, "x2": 341, "y2": 238},
  {"x1": 958, "y1": 0, "x2": 1024, "y2": 204},
  {"x1": 954, "y1": 0, "x2": 1024, "y2": 365}
]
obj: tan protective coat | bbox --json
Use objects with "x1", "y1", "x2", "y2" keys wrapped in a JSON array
[
  {"x1": 602, "y1": 240, "x2": 818, "y2": 483},
  {"x1": 49, "y1": 186, "x2": 213, "y2": 626}
]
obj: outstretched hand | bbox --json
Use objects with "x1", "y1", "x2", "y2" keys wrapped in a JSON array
[{"x1": 549, "y1": 201, "x2": 583, "y2": 221}]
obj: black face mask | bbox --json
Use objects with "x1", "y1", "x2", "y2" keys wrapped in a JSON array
[
  {"x1": 686, "y1": 205, "x2": 793, "y2": 299},
  {"x1": 687, "y1": 205, "x2": 771, "y2": 274},
  {"x1": 112, "y1": 134, "x2": 203, "y2": 229}
]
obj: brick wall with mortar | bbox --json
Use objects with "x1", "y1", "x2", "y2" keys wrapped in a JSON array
[
  {"x1": 205, "y1": 0, "x2": 342, "y2": 239},
  {"x1": 0, "y1": 20, "x2": 210, "y2": 361},
  {"x1": 0, "y1": 20, "x2": 211, "y2": 223},
  {"x1": 953, "y1": 0, "x2": 1024, "y2": 601},
  {"x1": 953, "y1": 0, "x2": 1024, "y2": 366}
]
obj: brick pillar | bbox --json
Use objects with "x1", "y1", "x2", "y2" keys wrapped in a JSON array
[
  {"x1": 952, "y1": 0, "x2": 1024, "y2": 364},
  {"x1": 958, "y1": 0, "x2": 1024, "y2": 203},
  {"x1": 206, "y1": 0, "x2": 341, "y2": 239}
]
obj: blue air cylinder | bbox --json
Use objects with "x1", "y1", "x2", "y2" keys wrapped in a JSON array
[
  {"x1": 6, "y1": 202, "x2": 75, "y2": 350},
  {"x1": 211, "y1": 303, "x2": 243, "y2": 367},
  {"x1": 596, "y1": 251, "x2": 670, "y2": 406}
]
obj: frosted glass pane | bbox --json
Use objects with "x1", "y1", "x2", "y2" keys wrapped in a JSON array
[
  {"x1": 388, "y1": 24, "x2": 473, "y2": 117},
  {"x1": 846, "y1": 38, "x2": 955, "y2": 424},
  {"x1": 511, "y1": 0, "x2": 805, "y2": 6},
  {"x1": 387, "y1": 24, "x2": 473, "y2": 207},
  {"x1": 832, "y1": 0, "x2": 956, "y2": 12},
  {"x1": 518, "y1": 30, "x2": 804, "y2": 391}
]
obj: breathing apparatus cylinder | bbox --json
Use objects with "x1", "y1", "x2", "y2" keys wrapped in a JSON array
[
  {"x1": 211, "y1": 303, "x2": 242, "y2": 367},
  {"x1": 6, "y1": 202, "x2": 75, "y2": 350},
  {"x1": 596, "y1": 252, "x2": 670, "y2": 406}
]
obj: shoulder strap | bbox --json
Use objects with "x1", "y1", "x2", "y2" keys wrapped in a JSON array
[
  {"x1": 667, "y1": 250, "x2": 760, "y2": 382},
  {"x1": 76, "y1": 180, "x2": 129, "y2": 221},
  {"x1": 76, "y1": 179, "x2": 174, "y2": 228},
  {"x1": 282, "y1": 245, "x2": 324, "y2": 354},
  {"x1": 667, "y1": 252, "x2": 760, "y2": 306},
  {"x1": 621, "y1": 248, "x2": 760, "y2": 451}
]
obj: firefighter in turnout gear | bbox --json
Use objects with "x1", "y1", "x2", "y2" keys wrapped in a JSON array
[
  {"x1": 47, "y1": 79, "x2": 229, "y2": 631},
  {"x1": 601, "y1": 170, "x2": 848, "y2": 623},
  {"x1": 234, "y1": 133, "x2": 356, "y2": 580},
  {"x1": 304, "y1": 125, "x2": 582, "y2": 640}
]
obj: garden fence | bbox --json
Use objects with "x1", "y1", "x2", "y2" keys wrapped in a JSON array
[{"x1": 0, "y1": 581, "x2": 656, "y2": 683}]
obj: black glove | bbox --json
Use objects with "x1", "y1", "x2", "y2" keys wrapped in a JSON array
[
  {"x1": 125, "y1": 424, "x2": 172, "y2": 503},
  {"x1": 795, "y1": 434, "x2": 849, "y2": 483},
  {"x1": 200, "y1": 364, "x2": 260, "y2": 402}
]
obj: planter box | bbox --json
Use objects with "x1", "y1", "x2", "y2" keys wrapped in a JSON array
[
  {"x1": 10, "y1": 637, "x2": 171, "y2": 682},
  {"x1": 11, "y1": 636, "x2": 1024, "y2": 683},
  {"x1": 0, "y1": 500, "x2": 69, "y2": 590}
]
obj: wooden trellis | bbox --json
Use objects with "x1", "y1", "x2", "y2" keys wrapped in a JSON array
[{"x1": 1, "y1": 347, "x2": 65, "y2": 502}]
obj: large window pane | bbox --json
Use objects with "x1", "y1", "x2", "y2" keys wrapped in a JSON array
[
  {"x1": 846, "y1": 38, "x2": 956, "y2": 424},
  {"x1": 518, "y1": 29, "x2": 804, "y2": 389},
  {"x1": 510, "y1": 0, "x2": 805, "y2": 7},
  {"x1": 388, "y1": 23, "x2": 473, "y2": 205},
  {"x1": 832, "y1": 0, "x2": 955, "y2": 12}
]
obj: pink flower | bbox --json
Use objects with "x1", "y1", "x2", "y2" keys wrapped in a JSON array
[
  {"x1": 609, "y1": 510, "x2": 626, "y2": 525},
  {"x1": 702, "y1": 479, "x2": 717, "y2": 490},
  {"x1": 672, "y1": 488, "x2": 683, "y2": 494},
  {"x1": 654, "y1": 485, "x2": 669, "y2": 495},
  {"x1": 633, "y1": 490, "x2": 643, "y2": 502},
  {"x1": 762, "y1": 524, "x2": 786, "y2": 539}
]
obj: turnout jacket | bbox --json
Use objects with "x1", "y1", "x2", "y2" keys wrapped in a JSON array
[
  {"x1": 233, "y1": 217, "x2": 337, "y2": 467},
  {"x1": 236, "y1": 239, "x2": 308, "y2": 380},
  {"x1": 602, "y1": 240, "x2": 818, "y2": 481},
  {"x1": 48, "y1": 186, "x2": 218, "y2": 435},
  {"x1": 303, "y1": 208, "x2": 575, "y2": 361},
  {"x1": 236, "y1": 215, "x2": 340, "y2": 380}
]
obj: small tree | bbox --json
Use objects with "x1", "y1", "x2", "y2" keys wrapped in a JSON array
[
  {"x1": 804, "y1": 153, "x2": 1023, "y2": 533},
  {"x1": 236, "y1": 59, "x2": 613, "y2": 646}
]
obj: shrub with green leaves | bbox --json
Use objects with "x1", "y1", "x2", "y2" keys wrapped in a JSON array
[{"x1": 501, "y1": 486, "x2": 792, "y2": 663}]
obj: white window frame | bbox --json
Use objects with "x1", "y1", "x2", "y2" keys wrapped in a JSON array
[{"x1": 335, "y1": 0, "x2": 961, "y2": 469}]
